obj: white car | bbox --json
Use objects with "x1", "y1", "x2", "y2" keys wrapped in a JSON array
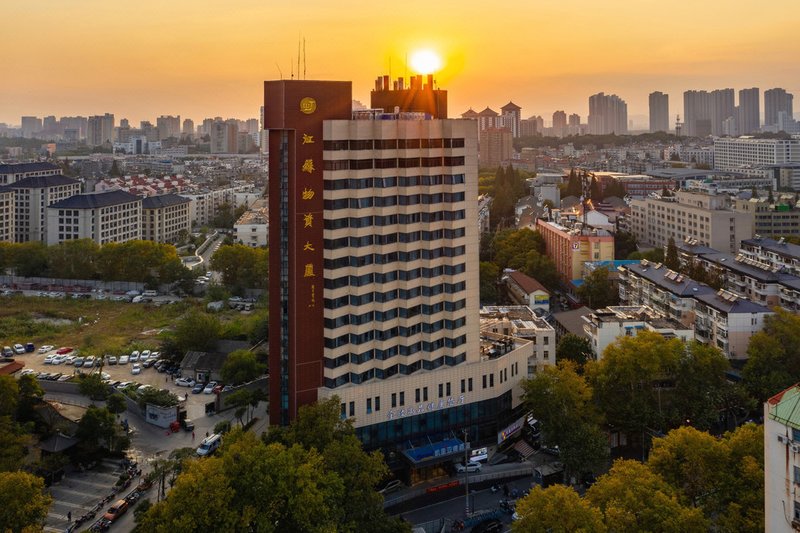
[
  {"x1": 51, "y1": 355, "x2": 67, "y2": 365},
  {"x1": 119, "y1": 355, "x2": 129, "y2": 365},
  {"x1": 141, "y1": 350, "x2": 151, "y2": 360},
  {"x1": 130, "y1": 351, "x2": 140, "y2": 362},
  {"x1": 83, "y1": 356, "x2": 95, "y2": 367},
  {"x1": 13, "y1": 344, "x2": 25, "y2": 354},
  {"x1": 64, "y1": 355, "x2": 76, "y2": 365},
  {"x1": 43, "y1": 355, "x2": 55, "y2": 364},
  {"x1": 131, "y1": 364, "x2": 142, "y2": 375},
  {"x1": 150, "y1": 351, "x2": 160, "y2": 359},
  {"x1": 175, "y1": 377, "x2": 196, "y2": 387},
  {"x1": 38, "y1": 345, "x2": 54, "y2": 354},
  {"x1": 203, "y1": 381, "x2": 218, "y2": 394},
  {"x1": 455, "y1": 462, "x2": 482, "y2": 473},
  {"x1": 20, "y1": 369, "x2": 36, "y2": 377}
]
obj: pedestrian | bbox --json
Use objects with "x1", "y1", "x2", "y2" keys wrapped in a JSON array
[
  {"x1": 206, "y1": 431, "x2": 209, "y2": 437},
  {"x1": 165, "y1": 376, "x2": 168, "y2": 383},
  {"x1": 67, "y1": 511, "x2": 72, "y2": 522},
  {"x1": 192, "y1": 431, "x2": 195, "y2": 441}
]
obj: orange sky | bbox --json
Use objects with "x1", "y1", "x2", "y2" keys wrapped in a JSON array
[{"x1": 3, "y1": 0, "x2": 799, "y2": 127}]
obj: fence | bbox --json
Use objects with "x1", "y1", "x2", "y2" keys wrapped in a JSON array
[
  {"x1": 215, "y1": 377, "x2": 269, "y2": 412},
  {"x1": 0, "y1": 275, "x2": 153, "y2": 294}
]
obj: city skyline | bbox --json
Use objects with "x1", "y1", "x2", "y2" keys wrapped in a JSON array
[{"x1": 3, "y1": 0, "x2": 800, "y2": 125}]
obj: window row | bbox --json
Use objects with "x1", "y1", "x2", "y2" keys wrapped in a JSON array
[
  {"x1": 324, "y1": 234, "x2": 466, "y2": 253},
  {"x1": 325, "y1": 314, "x2": 466, "y2": 333},
  {"x1": 326, "y1": 353, "x2": 466, "y2": 388},
  {"x1": 323, "y1": 138, "x2": 465, "y2": 151},
  {"x1": 324, "y1": 174, "x2": 466, "y2": 190},
  {"x1": 326, "y1": 347, "x2": 467, "y2": 369},
  {"x1": 325, "y1": 328, "x2": 467, "y2": 349},
  {"x1": 324, "y1": 192, "x2": 465, "y2": 210},
  {"x1": 324, "y1": 267, "x2": 467, "y2": 288},
  {"x1": 324, "y1": 156, "x2": 465, "y2": 171},
  {"x1": 325, "y1": 296, "x2": 466, "y2": 312},
  {"x1": 325, "y1": 211, "x2": 465, "y2": 230}
]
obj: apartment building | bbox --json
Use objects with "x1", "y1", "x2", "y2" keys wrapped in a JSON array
[
  {"x1": 741, "y1": 237, "x2": 800, "y2": 276},
  {"x1": 697, "y1": 251, "x2": 791, "y2": 307},
  {"x1": 582, "y1": 305, "x2": 693, "y2": 359},
  {"x1": 630, "y1": 189, "x2": 753, "y2": 253},
  {"x1": 480, "y1": 305, "x2": 556, "y2": 375},
  {"x1": 765, "y1": 384, "x2": 800, "y2": 533},
  {"x1": 0, "y1": 162, "x2": 61, "y2": 185},
  {"x1": 0, "y1": 186, "x2": 13, "y2": 242},
  {"x1": 692, "y1": 288, "x2": 772, "y2": 360},
  {"x1": 182, "y1": 185, "x2": 251, "y2": 227},
  {"x1": 46, "y1": 190, "x2": 141, "y2": 245},
  {"x1": 141, "y1": 193, "x2": 192, "y2": 243},
  {"x1": 234, "y1": 199, "x2": 268, "y2": 247},
  {"x1": 504, "y1": 270, "x2": 550, "y2": 313},
  {"x1": 536, "y1": 219, "x2": 614, "y2": 283},
  {"x1": 11, "y1": 175, "x2": 82, "y2": 242},
  {"x1": 714, "y1": 137, "x2": 800, "y2": 170}
]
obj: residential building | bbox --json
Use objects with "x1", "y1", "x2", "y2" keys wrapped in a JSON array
[
  {"x1": 697, "y1": 252, "x2": 790, "y2": 307},
  {"x1": 765, "y1": 88, "x2": 794, "y2": 128},
  {"x1": 156, "y1": 115, "x2": 181, "y2": 140},
  {"x1": 0, "y1": 186, "x2": 14, "y2": 242},
  {"x1": 0, "y1": 162, "x2": 61, "y2": 185},
  {"x1": 738, "y1": 88, "x2": 760, "y2": 135},
  {"x1": 479, "y1": 127, "x2": 512, "y2": 167},
  {"x1": 504, "y1": 270, "x2": 550, "y2": 313},
  {"x1": 266, "y1": 77, "x2": 533, "y2": 472},
  {"x1": 182, "y1": 185, "x2": 251, "y2": 227},
  {"x1": 210, "y1": 119, "x2": 238, "y2": 154},
  {"x1": 764, "y1": 384, "x2": 800, "y2": 533},
  {"x1": 731, "y1": 197, "x2": 800, "y2": 238},
  {"x1": 476, "y1": 107, "x2": 500, "y2": 132},
  {"x1": 582, "y1": 305, "x2": 693, "y2": 359},
  {"x1": 520, "y1": 116, "x2": 543, "y2": 137},
  {"x1": 87, "y1": 114, "x2": 115, "y2": 146},
  {"x1": 740, "y1": 237, "x2": 800, "y2": 275},
  {"x1": 629, "y1": 189, "x2": 754, "y2": 253},
  {"x1": 552, "y1": 110, "x2": 567, "y2": 138},
  {"x1": 588, "y1": 92, "x2": 627, "y2": 135},
  {"x1": 20, "y1": 116, "x2": 42, "y2": 138},
  {"x1": 182, "y1": 119, "x2": 194, "y2": 137},
  {"x1": 683, "y1": 89, "x2": 735, "y2": 137},
  {"x1": 234, "y1": 199, "x2": 268, "y2": 247},
  {"x1": 477, "y1": 194, "x2": 491, "y2": 234},
  {"x1": 714, "y1": 137, "x2": 800, "y2": 170},
  {"x1": 480, "y1": 305, "x2": 556, "y2": 375},
  {"x1": 693, "y1": 288, "x2": 772, "y2": 360},
  {"x1": 46, "y1": 190, "x2": 141, "y2": 245},
  {"x1": 500, "y1": 102, "x2": 521, "y2": 138},
  {"x1": 11, "y1": 175, "x2": 81, "y2": 243},
  {"x1": 141, "y1": 193, "x2": 192, "y2": 243},
  {"x1": 536, "y1": 218, "x2": 614, "y2": 283},
  {"x1": 549, "y1": 306, "x2": 593, "y2": 342},
  {"x1": 649, "y1": 91, "x2": 669, "y2": 133}
]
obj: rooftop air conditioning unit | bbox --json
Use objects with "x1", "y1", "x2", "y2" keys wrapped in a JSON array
[{"x1": 792, "y1": 443, "x2": 800, "y2": 454}]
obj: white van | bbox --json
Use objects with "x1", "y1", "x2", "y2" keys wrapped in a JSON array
[
  {"x1": 196, "y1": 433, "x2": 222, "y2": 457},
  {"x1": 143, "y1": 290, "x2": 158, "y2": 297}
]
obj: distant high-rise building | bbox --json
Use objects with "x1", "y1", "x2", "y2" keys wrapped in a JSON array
[
  {"x1": 20, "y1": 116, "x2": 42, "y2": 139},
  {"x1": 501, "y1": 102, "x2": 522, "y2": 138},
  {"x1": 87, "y1": 114, "x2": 115, "y2": 146},
  {"x1": 568, "y1": 113, "x2": 580, "y2": 127},
  {"x1": 156, "y1": 115, "x2": 181, "y2": 140},
  {"x1": 42, "y1": 116, "x2": 58, "y2": 136},
  {"x1": 738, "y1": 88, "x2": 760, "y2": 135},
  {"x1": 588, "y1": 93, "x2": 627, "y2": 135},
  {"x1": 210, "y1": 119, "x2": 238, "y2": 153},
  {"x1": 648, "y1": 91, "x2": 669, "y2": 133},
  {"x1": 477, "y1": 107, "x2": 500, "y2": 132},
  {"x1": 120, "y1": 118, "x2": 130, "y2": 129},
  {"x1": 552, "y1": 110, "x2": 567, "y2": 137},
  {"x1": 479, "y1": 127, "x2": 513, "y2": 167},
  {"x1": 520, "y1": 115, "x2": 542, "y2": 137},
  {"x1": 765, "y1": 88, "x2": 794, "y2": 128},
  {"x1": 683, "y1": 90, "x2": 734, "y2": 137},
  {"x1": 60, "y1": 117, "x2": 88, "y2": 140},
  {"x1": 182, "y1": 119, "x2": 194, "y2": 136}
]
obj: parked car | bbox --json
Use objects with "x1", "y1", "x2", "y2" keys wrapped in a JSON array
[
  {"x1": 13, "y1": 344, "x2": 25, "y2": 354},
  {"x1": 43, "y1": 355, "x2": 55, "y2": 364},
  {"x1": 51, "y1": 355, "x2": 67, "y2": 365},
  {"x1": 196, "y1": 433, "x2": 222, "y2": 456},
  {"x1": 142, "y1": 359, "x2": 156, "y2": 368},
  {"x1": 55, "y1": 347, "x2": 73, "y2": 355},
  {"x1": 2, "y1": 346, "x2": 13, "y2": 357},
  {"x1": 378, "y1": 480, "x2": 404, "y2": 494},
  {"x1": 212, "y1": 384, "x2": 225, "y2": 394},
  {"x1": 38, "y1": 345, "x2": 54, "y2": 354},
  {"x1": 141, "y1": 350, "x2": 151, "y2": 360},
  {"x1": 455, "y1": 461, "x2": 482, "y2": 473},
  {"x1": 191, "y1": 383, "x2": 205, "y2": 394},
  {"x1": 176, "y1": 377, "x2": 196, "y2": 387},
  {"x1": 203, "y1": 381, "x2": 218, "y2": 394},
  {"x1": 119, "y1": 355, "x2": 129, "y2": 365},
  {"x1": 83, "y1": 356, "x2": 95, "y2": 368},
  {"x1": 57, "y1": 374, "x2": 73, "y2": 382},
  {"x1": 24, "y1": 343, "x2": 35, "y2": 353},
  {"x1": 131, "y1": 364, "x2": 141, "y2": 375},
  {"x1": 181, "y1": 418, "x2": 195, "y2": 432},
  {"x1": 64, "y1": 355, "x2": 76, "y2": 365},
  {"x1": 73, "y1": 357, "x2": 84, "y2": 367},
  {"x1": 107, "y1": 356, "x2": 118, "y2": 365},
  {"x1": 130, "y1": 351, "x2": 140, "y2": 362},
  {"x1": 103, "y1": 499, "x2": 129, "y2": 522}
]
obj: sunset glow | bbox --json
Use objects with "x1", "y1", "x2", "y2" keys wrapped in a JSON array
[{"x1": 409, "y1": 50, "x2": 442, "y2": 75}]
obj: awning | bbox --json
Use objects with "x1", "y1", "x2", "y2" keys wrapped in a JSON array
[{"x1": 401, "y1": 438, "x2": 466, "y2": 467}]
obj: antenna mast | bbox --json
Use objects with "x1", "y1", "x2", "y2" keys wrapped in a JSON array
[{"x1": 303, "y1": 38, "x2": 306, "y2": 79}]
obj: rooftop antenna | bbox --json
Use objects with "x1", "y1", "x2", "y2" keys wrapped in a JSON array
[
  {"x1": 290, "y1": 56, "x2": 294, "y2": 79},
  {"x1": 297, "y1": 37, "x2": 301, "y2": 82},
  {"x1": 303, "y1": 38, "x2": 306, "y2": 80},
  {"x1": 276, "y1": 63, "x2": 283, "y2": 79}
]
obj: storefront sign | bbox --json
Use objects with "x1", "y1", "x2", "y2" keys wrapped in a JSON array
[
  {"x1": 426, "y1": 480, "x2": 460, "y2": 494},
  {"x1": 386, "y1": 395, "x2": 466, "y2": 420},
  {"x1": 497, "y1": 415, "x2": 526, "y2": 445},
  {"x1": 470, "y1": 447, "x2": 488, "y2": 462}
]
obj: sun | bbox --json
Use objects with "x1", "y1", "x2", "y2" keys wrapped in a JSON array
[{"x1": 409, "y1": 50, "x2": 442, "y2": 75}]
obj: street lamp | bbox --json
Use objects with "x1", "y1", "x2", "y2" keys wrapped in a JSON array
[{"x1": 463, "y1": 427, "x2": 470, "y2": 516}]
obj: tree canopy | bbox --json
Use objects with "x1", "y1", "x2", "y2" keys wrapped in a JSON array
[
  {"x1": 220, "y1": 350, "x2": 266, "y2": 385},
  {"x1": 555, "y1": 333, "x2": 595, "y2": 369},
  {"x1": 742, "y1": 308, "x2": 800, "y2": 401},
  {"x1": 0, "y1": 470, "x2": 52, "y2": 533},
  {"x1": 210, "y1": 244, "x2": 268, "y2": 291},
  {"x1": 576, "y1": 267, "x2": 619, "y2": 309},
  {"x1": 512, "y1": 484, "x2": 606, "y2": 533}
]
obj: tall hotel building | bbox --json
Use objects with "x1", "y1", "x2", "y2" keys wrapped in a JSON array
[{"x1": 266, "y1": 76, "x2": 536, "y2": 475}]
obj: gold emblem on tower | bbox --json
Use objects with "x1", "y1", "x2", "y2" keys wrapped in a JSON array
[{"x1": 300, "y1": 97, "x2": 317, "y2": 114}]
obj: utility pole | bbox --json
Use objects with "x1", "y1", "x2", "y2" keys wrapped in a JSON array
[{"x1": 463, "y1": 427, "x2": 470, "y2": 516}]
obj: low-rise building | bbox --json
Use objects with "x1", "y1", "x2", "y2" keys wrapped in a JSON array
[
  {"x1": 480, "y1": 305, "x2": 556, "y2": 375},
  {"x1": 764, "y1": 384, "x2": 800, "y2": 533},
  {"x1": 0, "y1": 162, "x2": 61, "y2": 185},
  {"x1": 698, "y1": 252, "x2": 790, "y2": 307},
  {"x1": 582, "y1": 305, "x2": 694, "y2": 359},
  {"x1": 732, "y1": 197, "x2": 800, "y2": 238},
  {"x1": 46, "y1": 190, "x2": 141, "y2": 245},
  {"x1": 504, "y1": 271, "x2": 550, "y2": 313},
  {"x1": 741, "y1": 237, "x2": 800, "y2": 277},
  {"x1": 234, "y1": 199, "x2": 268, "y2": 247},
  {"x1": 536, "y1": 218, "x2": 614, "y2": 284},
  {"x1": 141, "y1": 193, "x2": 192, "y2": 243},
  {"x1": 692, "y1": 288, "x2": 772, "y2": 360}
]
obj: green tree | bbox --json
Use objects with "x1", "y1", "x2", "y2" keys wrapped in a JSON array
[
  {"x1": 10, "y1": 242, "x2": 48, "y2": 277},
  {"x1": 742, "y1": 309, "x2": 800, "y2": 401},
  {"x1": 664, "y1": 237, "x2": 679, "y2": 270},
  {"x1": 479, "y1": 261, "x2": 500, "y2": 303},
  {"x1": 586, "y1": 460, "x2": 708, "y2": 532},
  {"x1": 46, "y1": 239, "x2": 101, "y2": 279},
  {"x1": 0, "y1": 416, "x2": 31, "y2": 472},
  {"x1": 76, "y1": 406, "x2": 117, "y2": 450},
  {"x1": 77, "y1": 373, "x2": 110, "y2": 401},
  {"x1": 211, "y1": 244, "x2": 268, "y2": 290},
  {"x1": 220, "y1": 350, "x2": 265, "y2": 385},
  {"x1": 110, "y1": 159, "x2": 121, "y2": 177},
  {"x1": 614, "y1": 230, "x2": 638, "y2": 259},
  {"x1": 522, "y1": 361, "x2": 607, "y2": 481},
  {"x1": 138, "y1": 388, "x2": 179, "y2": 410},
  {"x1": 671, "y1": 342, "x2": 729, "y2": 430},
  {"x1": 173, "y1": 310, "x2": 222, "y2": 353},
  {"x1": 106, "y1": 393, "x2": 128, "y2": 415},
  {"x1": 512, "y1": 485, "x2": 606, "y2": 533},
  {"x1": 16, "y1": 374, "x2": 44, "y2": 422},
  {"x1": 565, "y1": 168, "x2": 582, "y2": 198},
  {"x1": 0, "y1": 470, "x2": 52, "y2": 532},
  {"x1": 576, "y1": 267, "x2": 619, "y2": 308},
  {"x1": 555, "y1": 333, "x2": 594, "y2": 369},
  {"x1": 0, "y1": 376, "x2": 19, "y2": 417},
  {"x1": 589, "y1": 175, "x2": 602, "y2": 202}
]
